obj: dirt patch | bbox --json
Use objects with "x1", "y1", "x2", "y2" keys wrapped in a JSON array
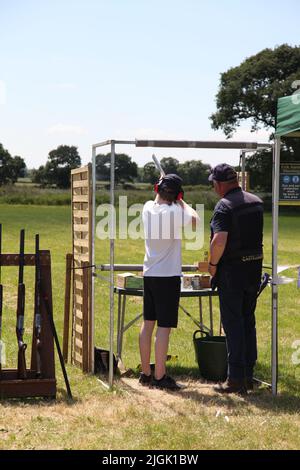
[{"x1": 117, "y1": 377, "x2": 246, "y2": 417}]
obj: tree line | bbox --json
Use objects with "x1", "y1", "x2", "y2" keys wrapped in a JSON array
[{"x1": 0, "y1": 143, "x2": 212, "y2": 188}]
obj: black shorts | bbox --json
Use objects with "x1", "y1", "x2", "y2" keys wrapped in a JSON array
[{"x1": 143, "y1": 276, "x2": 181, "y2": 328}]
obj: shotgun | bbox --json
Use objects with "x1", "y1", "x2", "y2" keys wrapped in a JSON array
[
  {"x1": 16, "y1": 229, "x2": 27, "y2": 379},
  {"x1": 34, "y1": 234, "x2": 42, "y2": 377},
  {"x1": 152, "y1": 154, "x2": 166, "y2": 177},
  {"x1": 0, "y1": 224, "x2": 3, "y2": 375}
]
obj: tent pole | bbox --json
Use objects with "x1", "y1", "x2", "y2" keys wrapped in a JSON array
[
  {"x1": 109, "y1": 141, "x2": 116, "y2": 389},
  {"x1": 271, "y1": 138, "x2": 280, "y2": 396},
  {"x1": 241, "y1": 150, "x2": 246, "y2": 190}
]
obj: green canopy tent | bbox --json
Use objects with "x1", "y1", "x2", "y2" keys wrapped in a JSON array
[
  {"x1": 276, "y1": 94, "x2": 300, "y2": 138},
  {"x1": 272, "y1": 94, "x2": 300, "y2": 394}
]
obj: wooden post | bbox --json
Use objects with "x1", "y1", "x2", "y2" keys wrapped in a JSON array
[{"x1": 63, "y1": 253, "x2": 73, "y2": 363}]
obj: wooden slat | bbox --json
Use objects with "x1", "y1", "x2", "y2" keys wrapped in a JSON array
[
  {"x1": 75, "y1": 324, "x2": 83, "y2": 335},
  {"x1": 73, "y1": 202, "x2": 88, "y2": 211},
  {"x1": 74, "y1": 253, "x2": 89, "y2": 260},
  {"x1": 74, "y1": 280, "x2": 83, "y2": 290},
  {"x1": 74, "y1": 309, "x2": 83, "y2": 320},
  {"x1": 73, "y1": 210, "x2": 89, "y2": 218},
  {"x1": 71, "y1": 166, "x2": 89, "y2": 175},
  {"x1": 74, "y1": 245, "x2": 89, "y2": 253},
  {"x1": 74, "y1": 270, "x2": 83, "y2": 277},
  {"x1": 73, "y1": 239, "x2": 89, "y2": 248},
  {"x1": 74, "y1": 352, "x2": 83, "y2": 364},
  {"x1": 74, "y1": 294, "x2": 83, "y2": 305},
  {"x1": 73, "y1": 187, "x2": 88, "y2": 196},
  {"x1": 72, "y1": 179, "x2": 89, "y2": 188},
  {"x1": 73, "y1": 195, "x2": 89, "y2": 203},
  {"x1": 73, "y1": 224, "x2": 89, "y2": 232},
  {"x1": 75, "y1": 338, "x2": 83, "y2": 349}
]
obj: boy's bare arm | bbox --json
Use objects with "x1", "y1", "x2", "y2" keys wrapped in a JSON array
[{"x1": 177, "y1": 200, "x2": 199, "y2": 230}]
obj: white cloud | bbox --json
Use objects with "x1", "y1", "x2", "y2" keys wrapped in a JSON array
[
  {"x1": 46, "y1": 123, "x2": 87, "y2": 136},
  {"x1": 0, "y1": 80, "x2": 7, "y2": 105}
]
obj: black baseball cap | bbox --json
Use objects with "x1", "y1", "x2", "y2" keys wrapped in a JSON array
[
  {"x1": 208, "y1": 163, "x2": 238, "y2": 183},
  {"x1": 159, "y1": 174, "x2": 183, "y2": 193}
]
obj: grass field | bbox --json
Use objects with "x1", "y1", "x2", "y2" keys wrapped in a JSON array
[{"x1": 0, "y1": 203, "x2": 300, "y2": 450}]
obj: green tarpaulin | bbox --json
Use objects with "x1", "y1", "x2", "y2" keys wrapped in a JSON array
[{"x1": 276, "y1": 95, "x2": 300, "y2": 137}]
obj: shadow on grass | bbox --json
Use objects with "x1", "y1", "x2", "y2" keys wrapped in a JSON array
[
  {"x1": 158, "y1": 363, "x2": 300, "y2": 415},
  {"x1": 0, "y1": 387, "x2": 77, "y2": 406}
]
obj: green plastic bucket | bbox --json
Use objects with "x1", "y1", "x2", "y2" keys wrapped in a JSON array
[{"x1": 193, "y1": 330, "x2": 228, "y2": 382}]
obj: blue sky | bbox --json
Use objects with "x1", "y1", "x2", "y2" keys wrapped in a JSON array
[{"x1": 0, "y1": 0, "x2": 299, "y2": 169}]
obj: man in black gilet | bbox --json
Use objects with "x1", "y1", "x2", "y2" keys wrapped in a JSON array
[{"x1": 208, "y1": 164, "x2": 263, "y2": 395}]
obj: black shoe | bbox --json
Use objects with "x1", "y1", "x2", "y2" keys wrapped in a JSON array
[
  {"x1": 152, "y1": 375, "x2": 181, "y2": 391},
  {"x1": 214, "y1": 378, "x2": 247, "y2": 396},
  {"x1": 139, "y1": 372, "x2": 152, "y2": 386}
]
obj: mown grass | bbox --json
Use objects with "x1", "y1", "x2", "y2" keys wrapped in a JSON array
[{"x1": 0, "y1": 204, "x2": 299, "y2": 450}]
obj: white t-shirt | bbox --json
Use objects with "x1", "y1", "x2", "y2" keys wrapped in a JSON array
[{"x1": 142, "y1": 200, "x2": 192, "y2": 277}]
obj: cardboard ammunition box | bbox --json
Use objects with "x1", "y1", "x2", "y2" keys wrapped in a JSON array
[
  {"x1": 200, "y1": 274, "x2": 211, "y2": 289},
  {"x1": 117, "y1": 273, "x2": 144, "y2": 290},
  {"x1": 198, "y1": 261, "x2": 209, "y2": 272},
  {"x1": 183, "y1": 274, "x2": 195, "y2": 289},
  {"x1": 183, "y1": 274, "x2": 202, "y2": 289}
]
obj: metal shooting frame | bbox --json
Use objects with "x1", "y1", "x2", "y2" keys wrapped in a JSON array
[{"x1": 91, "y1": 138, "x2": 280, "y2": 393}]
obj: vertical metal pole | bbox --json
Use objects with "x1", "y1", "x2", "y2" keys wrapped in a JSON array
[
  {"x1": 271, "y1": 139, "x2": 280, "y2": 396},
  {"x1": 109, "y1": 141, "x2": 115, "y2": 388},
  {"x1": 91, "y1": 148, "x2": 96, "y2": 373},
  {"x1": 241, "y1": 150, "x2": 246, "y2": 191}
]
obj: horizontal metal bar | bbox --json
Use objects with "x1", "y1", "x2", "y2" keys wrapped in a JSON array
[
  {"x1": 92, "y1": 272, "x2": 110, "y2": 282},
  {"x1": 92, "y1": 140, "x2": 112, "y2": 149},
  {"x1": 92, "y1": 140, "x2": 136, "y2": 149},
  {"x1": 92, "y1": 139, "x2": 273, "y2": 151},
  {"x1": 135, "y1": 140, "x2": 260, "y2": 150},
  {"x1": 97, "y1": 264, "x2": 199, "y2": 272},
  {"x1": 245, "y1": 144, "x2": 273, "y2": 151}
]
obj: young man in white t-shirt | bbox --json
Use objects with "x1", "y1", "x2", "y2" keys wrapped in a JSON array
[{"x1": 139, "y1": 174, "x2": 199, "y2": 390}]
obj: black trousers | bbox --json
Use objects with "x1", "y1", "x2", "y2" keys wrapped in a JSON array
[{"x1": 217, "y1": 262, "x2": 261, "y2": 380}]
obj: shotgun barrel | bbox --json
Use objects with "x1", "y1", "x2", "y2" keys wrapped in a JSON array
[
  {"x1": 34, "y1": 234, "x2": 42, "y2": 377},
  {"x1": 16, "y1": 229, "x2": 27, "y2": 379},
  {"x1": 152, "y1": 154, "x2": 166, "y2": 177}
]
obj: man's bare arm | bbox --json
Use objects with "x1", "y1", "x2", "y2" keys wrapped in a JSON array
[{"x1": 210, "y1": 231, "x2": 228, "y2": 265}]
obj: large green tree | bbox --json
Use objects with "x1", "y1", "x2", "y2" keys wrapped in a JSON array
[
  {"x1": 178, "y1": 160, "x2": 211, "y2": 185},
  {"x1": 96, "y1": 153, "x2": 138, "y2": 184},
  {"x1": 33, "y1": 145, "x2": 81, "y2": 188},
  {"x1": 160, "y1": 157, "x2": 179, "y2": 174},
  {"x1": 0, "y1": 143, "x2": 26, "y2": 185},
  {"x1": 210, "y1": 44, "x2": 300, "y2": 190},
  {"x1": 143, "y1": 162, "x2": 157, "y2": 184}
]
